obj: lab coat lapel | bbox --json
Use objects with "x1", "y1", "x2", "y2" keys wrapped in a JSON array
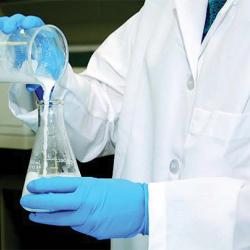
[
  {"x1": 200, "y1": 0, "x2": 238, "y2": 54},
  {"x1": 174, "y1": 0, "x2": 207, "y2": 79}
]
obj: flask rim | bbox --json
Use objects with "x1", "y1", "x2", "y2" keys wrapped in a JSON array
[{"x1": 37, "y1": 99, "x2": 64, "y2": 106}]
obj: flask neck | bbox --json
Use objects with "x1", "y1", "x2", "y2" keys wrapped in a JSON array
[{"x1": 38, "y1": 99, "x2": 64, "y2": 128}]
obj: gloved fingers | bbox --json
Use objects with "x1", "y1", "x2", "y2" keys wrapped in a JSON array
[
  {"x1": 0, "y1": 14, "x2": 42, "y2": 34},
  {"x1": 0, "y1": 16, "x2": 16, "y2": 34},
  {"x1": 29, "y1": 211, "x2": 81, "y2": 226},
  {"x1": 0, "y1": 17, "x2": 8, "y2": 32},
  {"x1": 71, "y1": 225, "x2": 97, "y2": 238},
  {"x1": 22, "y1": 16, "x2": 44, "y2": 29},
  {"x1": 71, "y1": 214, "x2": 107, "y2": 240},
  {"x1": 20, "y1": 192, "x2": 81, "y2": 211},
  {"x1": 0, "y1": 14, "x2": 44, "y2": 34},
  {"x1": 11, "y1": 14, "x2": 26, "y2": 29},
  {"x1": 27, "y1": 177, "x2": 82, "y2": 194},
  {"x1": 1, "y1": 14, "x2": 26, "y2": 34}
]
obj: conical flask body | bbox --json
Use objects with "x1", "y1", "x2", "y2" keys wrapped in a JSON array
[{"x1": 22, "y1": 100, "x2": 81, "y2": 212}]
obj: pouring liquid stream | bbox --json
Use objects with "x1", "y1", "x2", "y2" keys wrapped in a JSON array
[{"x1": 39, "y1": 78, "x2": 55, "y2": 177}]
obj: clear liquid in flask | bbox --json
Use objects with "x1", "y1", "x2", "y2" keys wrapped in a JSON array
[{"x1": 21, "y1": 99, "x2": 81, "y2": 212}]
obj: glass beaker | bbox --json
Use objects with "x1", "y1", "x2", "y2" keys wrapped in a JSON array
[
  {"x1": 22, "y1": 100, "x2": 81, "y2": 212},
  {"x1": 0, "y1": 24, "x2": 68, "y2": 85}
]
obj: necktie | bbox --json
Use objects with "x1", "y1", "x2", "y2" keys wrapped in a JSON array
[{"x1": 202, "y1": 0, "x2": 227, "y2": 40}]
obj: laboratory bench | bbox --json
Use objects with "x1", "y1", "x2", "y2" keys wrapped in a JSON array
[{"x1": 0, "y1": 148, "x2": 114, "y2": 250}]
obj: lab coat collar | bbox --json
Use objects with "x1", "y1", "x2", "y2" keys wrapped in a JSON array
[
  {"x1": 200, "y1": 0, "x2": 238, "y2": 54},
  {"x1": 174, "y1": 0, "x2": 208, "y2": 79},
  {"x1": 174, "y1": 0, "x2": 238, "y2": 79}
]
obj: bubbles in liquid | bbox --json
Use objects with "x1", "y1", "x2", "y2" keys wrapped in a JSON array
[{"x1": 28, "y1": 150, "x2": 77, "y2": 175}]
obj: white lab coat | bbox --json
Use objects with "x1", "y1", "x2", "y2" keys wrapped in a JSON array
[{"x1": 8, "y1": 0, "x2": 250, "y2": 249}]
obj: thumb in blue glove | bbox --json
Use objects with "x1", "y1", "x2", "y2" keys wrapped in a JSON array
[{"x1": 20, "y1": 177, "x2": 149, "y2": 240}]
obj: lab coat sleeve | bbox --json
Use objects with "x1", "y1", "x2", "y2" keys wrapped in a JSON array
[
  {"x1": 148, "y1": 178, "x2": 247, "y2": 250},
  {"x1": 8, "y1": 11, "x2": 141, "y2": 162}
]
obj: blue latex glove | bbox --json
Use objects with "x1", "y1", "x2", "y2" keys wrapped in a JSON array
[
  {"x1": 0, "y1": 14, "x2": 44, "y2": 34},
  {"x1": 20, "y1": 177, "x2": 149, "y2": 240}
]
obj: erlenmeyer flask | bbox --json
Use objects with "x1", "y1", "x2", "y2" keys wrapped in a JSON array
[{"x1": 22, "y1": 99, "x2": 81, "y2": 212}]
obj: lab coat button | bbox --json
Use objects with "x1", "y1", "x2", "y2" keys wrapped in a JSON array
[
  {"x1": 169, "y1": 159, "x2": 180, "y2": 174},
  {"x1": 187, "y1": 79, "x2": 194, "y2": 90}
]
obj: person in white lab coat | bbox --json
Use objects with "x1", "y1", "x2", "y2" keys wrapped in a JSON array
[{"x1": 2, "y1": 0, "x2": 250, "y2": 249}]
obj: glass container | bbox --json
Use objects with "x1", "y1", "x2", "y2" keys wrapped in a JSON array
[
  {"x1": 22, "y1": 99, "x2": 81, "y2": 212},
  {"x1": 0, "y1": 25, "x2": 68, "y2": 84}
]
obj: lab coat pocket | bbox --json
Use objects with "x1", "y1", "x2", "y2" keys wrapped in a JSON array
[{"x1": 183, "y1": 108, "x2": 250, "y2": 179}]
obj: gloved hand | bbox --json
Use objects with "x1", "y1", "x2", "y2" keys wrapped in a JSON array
[
  {"x1": 0, "y1": 14, "x2": 44, "y2": 34},
  {"x1": 20, "y1": 177, "x2": 149, "y2": 240},
  {"x1": 0, "y1": 14, "x2": 45, "y2": 100}
]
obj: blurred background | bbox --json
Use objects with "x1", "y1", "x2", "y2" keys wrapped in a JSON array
[{"x1": 0, "y1": 0, "x2": 143, "y2": 249}]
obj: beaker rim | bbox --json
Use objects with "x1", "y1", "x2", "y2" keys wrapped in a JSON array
[{"x1": 28, "y1": 24, "x2": 69, "y2": 83}]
